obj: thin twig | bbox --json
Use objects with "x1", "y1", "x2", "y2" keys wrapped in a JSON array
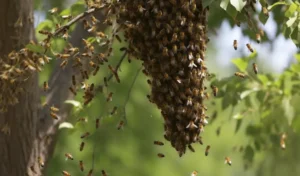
[
  {"x1": 95, "y1": 51, "x2": 127, "y2": 92},
  {"x1": 122, "y1": 66, "x2": 142, "y2": 123}
]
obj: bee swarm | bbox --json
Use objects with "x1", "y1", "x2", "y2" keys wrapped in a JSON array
[{"x1": 117, "y1": 0, "x2": 209, "y2": 156}]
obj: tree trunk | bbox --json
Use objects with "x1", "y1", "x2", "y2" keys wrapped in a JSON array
[{"x1": 0, "y1": 0, "x2": 38, "y2": 176}]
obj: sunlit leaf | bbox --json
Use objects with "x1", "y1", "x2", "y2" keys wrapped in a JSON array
[
  {"x1": 240, "y1": 90, "x2": 256, "y2": 99},
  {"x1": 232, "y1": 58, "x2": 248, "y2": 72},
  {"x1": 233, "y1": 112, "x2": 243, "y2": 119},
  {"x1": 65, "y1": 100, "x2": 82, "y2": 111},
  {"x1": 58, "y1": 122, "x2": 74, "y2": 129},
  {"x1": 286, "y1": 16, "x2": 298, "y2": 27},
  {"x1": 282, "y1": 97, "x2": 295, "y2": 125},
  {"x1": 220, "y1": 0, "x2": 230, "y2": 10},
  {"x1": 285, "y1": 3, "x2": 298, "y2": 17},
  {"x1": 36, "y1": 19, "x2": 54, "y2": 31},
  {"x1": 230, "y1": 0, "x2": 246, "y2": 12},
  {"x1": 71, "y1": 2, "x2": 86, "y2": 16}
]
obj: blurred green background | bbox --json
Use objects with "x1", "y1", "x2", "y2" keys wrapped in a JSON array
[{"x1": 32, "y1": 0, "x2": 300, "y2": 175}]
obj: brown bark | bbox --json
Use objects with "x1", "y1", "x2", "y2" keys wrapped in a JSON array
[
  {"x1": 0, "y1": 0, "x2": 107, "y2": 174},
  {"x1": 0, "y1": 0, "x2": 37, "y2": 176}
]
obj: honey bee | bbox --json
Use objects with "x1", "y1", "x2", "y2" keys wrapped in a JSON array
[
  {"x1": 102, "y1": 170, "x2": 107, "y2": 176},
  {"x1": 211, "y1": 85, "x2": 218, "y2": 97},
  {"x1": 225, "y1": 157, "x2": 232, "y2": 166},
  {"x1": 57, "y1": 53, "x2": 71, "y2": 59},
  {"x1": 117, "y1": 120, "x2": 124, "y2": 130},
  {"x1": 72, "y1": 75, "x2": 76, "y2": 86},
  {"x1": 262, "y1": 6, "x2": 269, "y2": 16},
  {"x1": 252, "y1": 63, "x2": 258, "y2": 74},
  {"x1": 104, "y1": 77, "x2": 108, "y2": 87},
  {"x1": 50, "y1": 112, "x2": 59, "y2": 120},
  {"x1": 93, "y1": 66, "x2": 100, "y2": 76},
  {"x1": 259, "y1": 28, "x2": 265, "y2": 37},
  {"x1": 191, "y1": 171, "x2": 198, "y2": 176},
  {"x1": 106, "y1": 92, "x2": 113, "y2": 102},
  {"x1": 61, "y1": 15, "x2": 72, "y2": 20},
  {"x1": 110, "y1": 106, "x2": 118, "y2": 115},
  {"x1": 198, "y1": 136, "x2": 203, "y2": 145},
  {"x1": 115, "y1": 34, "x2": 122, "y2": 43},
  {"x1": 233, "y1": 40, "x2": 237, "y2": 50},
  {"x1": 49, "y1": 7, "x2": 58, "y2": 14},
  {"x1": 157, "y1": 153, "x2": 165, "y2": 158},
  {"x1": 188, "y1": 144, "x2": 195, "y2": 152},
  {"x1": 69, "y1": 87, "x2": 77, "y2": 96},
  {"x1": 89, "y1": 83, "x2": 94, "y2": 92},
  {"x1": 84, "y1": 71, "x2": 89, "y2": 80},
  {"x1": 38, "y1": 157, "x2": 44, "y2": 168},
  {"x1": 96, "y1": 118, "x2": 100, "y2": 129},
  {"x1": 38, "y1": 30, "x2": 52, "y2": 36},
  {"x1": 64, "y1": 153, "x2": 73, "y2": 160},
  {"x1": 246, "y1": 43, "x2": 254, "y2": 52},
  {"x1": 60, "y1": 60, "x2": 68, "y2": 68},
  {"x1": 108, "y1": 65, "x2": 120, "y2": 83},
  {"x1": 205, "y1": 145, "x2": 211, "y2": 156},
  {"x1": 186, "y1": 121, "x2": 198, "y2": 130},
  {"x1": 79, "y1": 160, "x2": 84, "y2": 171},
  {"x1": 280, "y1": 133, "x2": 287, "y2": 150},
  {"x1": 154, "y1": 141, "x2": 164, "y2": 146},
  {"x1": 80, "y1": 132, "x2": 90, "y2": 139},
  {"x1": 50, "y1": 105, "x2": 59, "y2": 112},
  {"x1": 43, "y1": 81, "x2": 49, "y2": 92},
  {"x1": 234, "y1": 72, "x2": 246, "y2": 78},
  {"x1": 91, "y1": 15, "x2": 99, "y2": 25},
  {"x1": 256, "y1": 33, "x2": 261, "y2": 43},
  {"x1": 68, "y1": 47, "x2": 79, "y2": 54},
  {"x1": 62, "y1": 171, "x2": 71, "y2": 176},
  {"x1": 87, "y1": 169, "x2": 93, "y2": 176},
  {"x1": 80, "y1": 142, "x2": 85, "y2": 151}
]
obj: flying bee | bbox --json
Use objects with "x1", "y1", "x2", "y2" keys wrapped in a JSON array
[
  {"x1": 50, "y1": 112, "x2": 59, "y2": 120},
  {"x1": 191, "y1": 171, "x2": 198, "y2": 176},
  {"x1": 256, "y1": 33, "x2": 261, "y2": 43},
  {"x1": 110, "y1": 106, "x2": 118, "y2": 115},
  {"x1": 154, "y1": 141, "x2": 164, "y2": 146},
  {"x1": 49, "y1": 7, "x2": 58, "y2": 14},
  {"x1": 93, "y1": 66, "x2": 100, "y2": 76},
  {"x1": 50, "y1": 105, "x2": 59, "y2": 112},
  {"x1": 106, "y1": 92, "x2": 113, "y2": 102},
  {"x1": 87, "y1": 169, "x2": 93, "y2": 176},
  {"x1": 233, "y1": 40, "x2": 237, "y2": 50},
  {"x1": 65, "y1": 153, "x2": 73, "y2": 160},
  {"x1": 72, "y1": 75, "x2": 76, "y2": 86},
  {"x1": 80, "y1": 132, "x2": 90, "y2": 139},
  {"x1": 62, "y1": 171, "x2": 71, "y2": 176},
  {"x1": 96, "y1": 118, "x2": 100, "y2": 129},
  {"x1": 246, "y1": 43, "x2": 254, "y2": 52},
  {"x1": 117, "y1": 120, "x2": 124, "y2": 130},
  {"x1": 60, "y1": 60, "x2": 68, "y2": 68},
  {"x1": 38, "y1": 157, "x2": 44, "y2": 168},
  {"x1": 157, "y1": 153, "x2": 165, "y2": 158},
  {"x1": 61, "y1": 15, "x2": 72, "y2": 20},
  {"x1": 198, "y1": 136, "x2": 203, "y2": 145},
  {"x1": 205, "y1": 145, "x2": 211, "y2": 156},
  {"x1": 188, "y1": 145, "x2": 195, "y2": 152},
  {"x1": 234, "y1": 72, "x2": 246, "y2": 78},
  {"x1": 44, "y1": 81, "x2": 49, "y2": 91},
  {"x1": 102, "y1": 170, "x2": 107, "y2": 176},
  {"x1": 115, "y1": 34, "x2": 122, "y2": 43},
  {"x1": 211, "y1": 85, "x2": 218, "y2": 97},
  {"x1": 80, "y1": 142, "x2": 85, "y2": 151},
  {"x1": 252, "y1": 63, "x2": 258, "y2": 74},
  {"x1": 79, "y1": 160, "x2": 84, "y2": 171},
  {"x1": 280, "y1": 133, "x2": 287, "y2": 150},
  {"x1": 225, "y1": 157, "x2": 232, "y2": 166},
  {"x1": 69, "y1": 87, "x2": 77, "y2": 96},
  {"x1": 104, "y1": 77, "x2": 108, "y2": 87}
]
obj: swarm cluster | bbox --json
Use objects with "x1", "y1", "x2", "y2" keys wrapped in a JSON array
[{"x1": 116, "y1": 0, "x2": 210, "y2": 156}]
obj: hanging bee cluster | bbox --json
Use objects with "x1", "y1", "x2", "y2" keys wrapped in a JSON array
[
  {"x1": 0, "y1": 48, "x2": 51, "y2": 112},
  {"x1": 116, "y1": 0, "x2": 210, "y2": 156}
]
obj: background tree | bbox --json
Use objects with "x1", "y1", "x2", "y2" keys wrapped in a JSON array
[{"x1": 1, "y1": 0, "x2": 300, "y2": 176}]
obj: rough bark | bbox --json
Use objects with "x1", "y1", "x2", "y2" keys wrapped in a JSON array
[
  {"x1": 0, "y1": 0, "x2": 37, "y2": 176},
  {"x1": 0, "y1": 1, "x2": 107, "y2": 174}
]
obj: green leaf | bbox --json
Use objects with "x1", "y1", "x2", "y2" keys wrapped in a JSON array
[
  {"x1": 226, "y1": 3, "x2": 238, "y2": 18},
  {"x1": 285, "y1": 3, "x2": 298, "y2": 17},
  {"x1": 261, "y1": 109, "x2": 271, "y2": 119},
  {"x1": 60, "y1": 8, "x2": 71, "y2": 16},
  {"x1": 243, "y1": 145, "x2": 254, "y2": 162},
  {"x1": 25, "y1": 44, "x2": 44, "y2": 53},
  {"x1": 257, "y1": 75, "x2": 269, "y2": 86},
  {"x1": 203, "y1": 0, "x2": 215, "y2": 8},
  {"x1": 230, "y1": 0, "x2": 246, "y2": 12},
  {"x1": 282, "y1": 97, "x2": 295, "y2": 125},
  {"x1": 286, "y1": 16, "x2": 298, "y2": 27},
  {"x1": 240, "y1": 90, "x2": 256, "y2": 99},
  {"x1": 258, "y1": 10, "x2": 269, "y2": 24},
  {"x1": 292, "y1": 115, "x2": 300, "y2": 134},
  {"x1": 58, "y1": 122, "x2": 74, "y2": 129},
  {"x1": 71, "y1": 2, "x2": 86, "y2": 16},
  {"x1": 235, "y1": 119, "x2": 243, "y2": 133},
  {"x1": 295, "y1": 54, "x2": 300, "y2": 62},
  {"x1": 268, "y1": 2, "x2": 286, "y2": 10},
  {"x1": 220, "y1": 0, "x2": 230, "y2": 10},
  {"x1": 36, "y1": 19, "x2": 54, "y2": 31},
  {"x1": 65, "y1": 100, "x2": 82, "y2": 110},
  {"x1": 291, "y1": 22, "x2": 300, "y2": 45},
  {"x1": 232, "y1": 58, "x2": 248, "y2": 72}
]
